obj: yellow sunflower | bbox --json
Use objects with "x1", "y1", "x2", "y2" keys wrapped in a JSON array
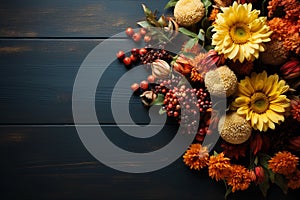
[
  {"x1": 212, "y1": 2, "x2": 272, "y2": 62},
  {"x1": 232, "y1": 71, "x2": 290, "y2": 131}
]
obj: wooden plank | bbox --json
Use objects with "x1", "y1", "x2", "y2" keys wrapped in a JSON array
[
  {"x1": 1, "y1": 126, "x2": 298, "y2": 200},
  {"x1": 0, "y1": 40, "x2": 163, "y2": 124},
  {"x1": 0, "y1": 0, "x2": 170, "y2": 37}
]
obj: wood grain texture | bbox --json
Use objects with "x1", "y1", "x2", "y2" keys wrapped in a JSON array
[
  {"x1": 1, "y1": 126, "x2": 299, "y2": 200},
  {"x1": 0, "y1": 0, "x2": 171, "y2": 37},
  {"x1": 0, "y1": 40, "x2": 158, "y2": 124}
]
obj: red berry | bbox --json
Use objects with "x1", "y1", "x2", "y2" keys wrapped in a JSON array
[
  {"x1": 125, "y1": 27, "x2": 134, "y2": 37},
  {"x1": 139, "y1": 48, "x2": 147, "y2": 55},
  {"x1": 116, "y1": 51, "x2": 125, "y2": 61},
  {"x1": 147, "y1": 75, "x2": 155, "y2": 83},
  {"x1": 132, "y1": 33, "x2": 142, "y2": 42},
  {"x1": 131, "y1": 48, "x2": 139, "y2": 56},
  {"x1": 131, "y1": 83, "x2": 140, "y2": 92},
  {"x1": 140, "y1": 28, "x2": 147, "y2": 35},
  {"x1": 130, "y1": 54, "x2": 138, "y2": 62},
  {"x1": 140, "y1": 80, "x2": 149, "y2": 90},
  {"x1": 167, "y1": 104, "x2": 173, "y2": 109},
  {"x1": 173, "y1": 111, "x2": 179, "y2": 117},
  {"x1": 123, "y1": 57, "x2": 132, "y2": 66},
  {"x1": 144, "y1": 35, "x2": 151, "y2": 43}
]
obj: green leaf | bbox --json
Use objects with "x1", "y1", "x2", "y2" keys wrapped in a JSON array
[
  {"x1": 178, "y1": 27, "x2": 198, "y2": 38},
  {"x1": 268, "y1": 169, "x2": 275, "y2": 183},
  {"x1": 142, "y1": 4, "x2": 153, "y2": 17},
  {"x1": 204, "y1": 45, "x2": 214, "y2": 51},
  {"x1": 164, "y1": 0, "x2": 179, "y2": 9},
  {"x1": 181, "y1": 52, "x2": 196, "y2": 59},
  {"x1": 224, "y1": 186, "x2": 232, "y2": 199},
  {"x1": 151, "y1": 94, "x2": 165, "y2": 106},
  {"x1": 254, "y1": 156, "x2": 259, "y2": 166},
  {"x1": 258, "y1": 153, "x2": 271, "y2": 169},
  {"x1": 262, "y1": 0, "x2": 268, "y2": 16},
  {"x1": 205, "y1": 25, "x2": 214, "y2": 40},
  {"x1": 137, "y1": 21, "x2": 152, "y2": 28},
  {"x1": 197, "y1": 29, "x2": 205, "y2": 41},
  {"x1": 201, "y1": 0, "x2": 212, "y2": 16},
  {"x1": 183, "y1": 38, "x2": 199, "y2": 51},
  {"x1": 159, "y1": 107, "x2": 167, "y2": 115},
  {"x1": 274, "y1": 174, "x2": 288, "y2": 194},
  {"x1": 213, "y1": 151, "x2": 218, "y2": 156},
  {"x1": 259, "y1": 168, "x2": 270, "y2": 198},
  {"x1": 201, "y1": 17, "x2": 210, "y2": 30}
]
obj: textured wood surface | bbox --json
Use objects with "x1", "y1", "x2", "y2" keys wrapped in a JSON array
[{"x1": 0, "y1": 0, "x2": 299, "y2": 199}]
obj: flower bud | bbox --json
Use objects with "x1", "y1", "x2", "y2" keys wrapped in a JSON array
[
  {"x1": 151, "y1": 59, "x2": 171, "y2": 79},
  {"x1": 250, "y1": 170, "x2": 257, "y2": 182},
  {"x1": 140, "y1": 91, "x2": 157, "y2": 106},
  {"x1": 250, "y1": 134, "x2": 263, "y2": 155},
  {"x1": 254, "y1": 166, "x2": 264, "y2": 184},
  {"x1": 281, "y1": 59, "x2": 300, "y2": 80},
  {"x1": 200, "y1": 50, "x2": 225, "y2": 68},
  {"x1": 173, "y1": 55, "x2": 193, "y2": 75}
]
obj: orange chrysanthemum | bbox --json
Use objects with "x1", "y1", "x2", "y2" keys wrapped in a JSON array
[
  {"x1": 183, "y1": 143, "x2": 209, "y2": 170},
  {"x1": 267, "y1": 18, "x2": 300, "y2": 55},
  {"x1": 268, "y1": 0, "x2": 300, "y2": 20},
  {"x1": 208, "y1": 152, "x2": 231, "y2": 181},
  {"x1": 268, "y1": 151, "x2": 299, "y2": 175},
  {"x1": 287, "y1": 170, "x2": 300, "y2": 189},
  {"x1": 267, "y1": 18, "x2": 292, "y2": 40},
  {"x1": 283, "y1": 32, "x2": 300, "y2": 55},
  {"x1": 226, "y1": 164, "x2": 253, "y2": 192}
]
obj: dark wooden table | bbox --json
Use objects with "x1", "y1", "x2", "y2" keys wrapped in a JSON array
[{"x1": 0, "y1": 0, "x2": 299, "y2": 199}]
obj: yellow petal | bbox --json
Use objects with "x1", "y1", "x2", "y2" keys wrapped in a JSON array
[
  {"x1": 238, "y1": 84, "x2": 251, "y2": 96},
  {"x1": 268, "y1": 120, "x2": 275, "y2": 130},
  {"x1": 256, "y1": 117, "x2": 264, "y2": 131},
  {"x1": 266, "y1": 109, "x2": 284, "y2": 123},
  {"x1": 235, "y1": 96, "x2": 250, "y2": 105},
  {"x1": 261, "y1": 113, "x2": 269, "y2": 123},
  {"x1": 269, "y1": 104, "x2": 285, "y2": 112}
]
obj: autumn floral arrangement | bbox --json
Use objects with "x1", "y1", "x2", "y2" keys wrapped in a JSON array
[{"x1": 115, "y1": 0, "x2": 300, "y2": 198}]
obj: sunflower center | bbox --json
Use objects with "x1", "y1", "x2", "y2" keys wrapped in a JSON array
[
  {"x1": 230, "y1": 23, "x2": 250, "y2": 44},
  {"x1": 250, "y1": 92, "x2": 269, "y2": 114}
]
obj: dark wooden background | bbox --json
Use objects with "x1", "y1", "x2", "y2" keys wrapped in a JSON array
[{"x1": 0, "y1": 0, "x2": 299, "y2": 199}]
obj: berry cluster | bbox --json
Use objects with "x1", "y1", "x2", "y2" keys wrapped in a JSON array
[
  {"x1": 116, "y1": 48, "x2": 148, "y2": 67},
  {"x1": 195, "y1": 88, "x2": 212, "y2": 114},
  {"x1": 154, "y1": 76, "x2": 181, "y2": 94},
  {"x1": 162, "y1": 85, "x2": 199, "y2": 134},
  {"x1": 125, "y1": 27, "x2": 150, "y2": 43},
  {"x1": 140, "y1": 49, "x2": 173, "y2": 64}
]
